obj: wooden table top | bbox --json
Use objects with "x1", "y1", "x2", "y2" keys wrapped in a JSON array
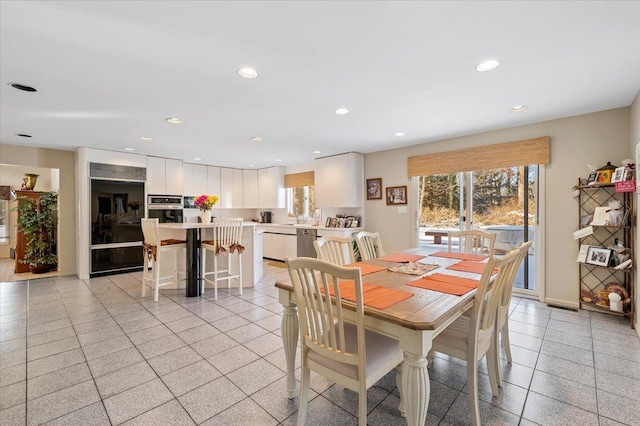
[{"x1": 275, "y1": 253, "x2": 482, "y2": 331}]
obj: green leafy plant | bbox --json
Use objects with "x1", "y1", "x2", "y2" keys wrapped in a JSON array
[{"x1": 15, "y1": 191, "x2": 58, "y2": 267}]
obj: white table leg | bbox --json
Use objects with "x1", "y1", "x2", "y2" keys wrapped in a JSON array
[
  {"x1": 281, "y1": 303, "x2": 299, "y2": 399},
  {"x1": 402, "y1": 352, "x2": 430, "y2": 426}
]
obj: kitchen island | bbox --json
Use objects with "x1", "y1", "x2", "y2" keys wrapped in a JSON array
[{"x1": 158, "y1": 222, "x2": 261, "y2": 296}]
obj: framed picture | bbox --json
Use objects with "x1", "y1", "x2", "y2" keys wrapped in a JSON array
[
  {"x1": 586, "y1": 171, "x2": 599, "y2": 185},
  {"x1": 366, "y1": 178, "x2": 382, "y2": 200},
  {"x1": 330, "y1": 217, "x2": 338, "y2": 228},
  {"x1": 325, "y1": 217, "x2": 332, "y2": 227},
  {"x1": 386, "y1": 185, "x2": 407, "y2": 205},
  {"x1": 585, "y1": 246, "x2": 612, "y2": 267},
  {"x1": 344, "y1": 218, "x2": 352, "y2": 228},
  {"x1": 611, "y1": 166, "x2": 626, "y2": 183}
]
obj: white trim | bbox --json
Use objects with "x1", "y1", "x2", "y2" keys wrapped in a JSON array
[{"x1": 536, "y1": 164, "x2": 546, "y2": 302}]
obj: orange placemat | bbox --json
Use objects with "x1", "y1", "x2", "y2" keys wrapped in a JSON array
[
  {"x1": 321, "y1": 281, "x2": 413, "y2": 309},
  {"x1": 429, "y1": 251, "x2": 488, "y2": 261},
  {"x1": 446, "y1": 260, "x2": 497, "y2": 275},
  {"x1": 407, "y1": 273, "x2": 479, "y2": 296},
  {"x1": 345, "y1": 262, "x2": 387, "y2": 276},
  {"x1": 377, "y1": 253, "x2": 426, "y2": 263}
]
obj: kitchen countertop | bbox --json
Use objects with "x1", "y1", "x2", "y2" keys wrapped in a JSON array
[{"x1": 256, "y1": 223, "x2": 363, "y2": 232}]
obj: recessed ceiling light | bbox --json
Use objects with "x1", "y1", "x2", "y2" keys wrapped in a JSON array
[
  {"x1": 247, "y1": 164, "x2": 255, "y2": 167},
  {"x1": 124, "y1": 148, "x2": 135, "y2": 151},
  {"x1": 8, "y1": 82, "x2": 37, "y2": 92},
  {"x1": 335, "y1": 108, "x2": 349, "y2": 115},
  {"x1": 140, "y1": 136, "x2": 152, "y2": 141},
  {"x1": 509, "y1": 105, "x2": 527, "y2": 113},
  {"x1": 238, "y1": 68, "x2": 258, "y2": 79},
  {"x1": 395, "y1": 132, "x2": 406, "y2": 137},
  {"x1": 193, "y1": 157, "x2": 202, "y2": 161},
  {"x1": 275, "y1": 159, "x2": 282, "y2": 162},
  {"x1": 166, "y1": 117, "x2": 182, "y2": 124},
  {"x1": 476, "y1": 59, "x2": 500, "y2": 72},
  {"x1": 16, "y1": 133, "x2": 32, "y2": 138},
  {"x1": 250, "y1": 136, "x2": 262, "y2": 142},
  {"x1": 312, "y1": 150, "x2": 321, "y2": 154}
]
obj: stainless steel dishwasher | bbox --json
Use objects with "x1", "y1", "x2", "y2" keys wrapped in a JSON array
[{"x1": 297, "y1": 228, "x2": 317, "y2": 258}]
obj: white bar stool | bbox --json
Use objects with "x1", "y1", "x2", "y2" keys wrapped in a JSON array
[
  {"x1": 201, "y1": 218, "x2": 244, "y2": 300},
  {"x1": 141, "y1": 218, "x2": 186, "y2": 302}
]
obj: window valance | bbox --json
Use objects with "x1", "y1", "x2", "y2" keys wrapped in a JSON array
[{"x1": 284, "y1": 171, "x2": 315, "y2": 188}]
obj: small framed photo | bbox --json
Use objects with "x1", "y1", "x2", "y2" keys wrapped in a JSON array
[
  {"x1": 611, "y1": 166, "x2": 626, "y2": 183},
  {"x1": 330, "y1": 217, "x2": 338, "y2": 228},
  {"x1": 586, "y1": 171, "x2": 599, "y2": 185},
  {"x1": 344, "y1": 218, "x2": 353, "y2": 228},
  {"x1": 386, "y1": 185, "x2": 407, "y2": 205},
  {"x1": 585, "y1": 246, "x2": 612, "y2": 267},
  {"x1": 366, "y1": 178, "x2": 382, "y2": 200},
  {"x1": 325, "y1": 217, "x2": 332, "y2": 227},
  {"x1": 349, "y1": 216, "x2": 359, "y2": 228}
]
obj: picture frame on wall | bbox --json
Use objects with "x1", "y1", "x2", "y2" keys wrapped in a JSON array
[
  {"x1": 386, "y1": 185, "x2": 407, "y2": 205},
  {"x1": 366, "y1": 178, "x2": 382, "y2": 200},
  {"x1": 585, "y1": 246, "x2": 612, "y2": 267}
]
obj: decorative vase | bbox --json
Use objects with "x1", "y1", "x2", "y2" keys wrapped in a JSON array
[
  {"x1": 24, "y1": 173, "x2": 39, "y2": 190},
  {"x1": 200, "y1": 209, "x2": 212, "y2": 223}
]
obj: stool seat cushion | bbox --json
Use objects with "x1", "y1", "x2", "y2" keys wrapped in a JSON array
[{"x1": 161, "y1": 239, "x2": 186, "y2": 246}]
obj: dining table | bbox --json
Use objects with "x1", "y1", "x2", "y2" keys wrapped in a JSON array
[{"x1": 275, "y1": 250, "x2": 489, "y2": 426}]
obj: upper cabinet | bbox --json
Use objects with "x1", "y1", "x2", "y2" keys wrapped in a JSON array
[
  {"x1": 183, "y1": 163, "x2": 209, "y2": 196},
  {"x1": 243, "y1": 170, "x2": 258, "y2": 209},
  {"x1": 220, "y1": 168, "x2": 244, "y2": 208},
  {"x1": 258, "y1": 166, "x2": 285, "y2": 209},
  {"x1": 314, "y1": 153, "x2": 363, "y2": 207},
  {"x1": 207, "y1": 166, "x2": 221, "y2": 209},
  {"x1": 147, "y1": 157, "x2": 183, "y2": 195}
]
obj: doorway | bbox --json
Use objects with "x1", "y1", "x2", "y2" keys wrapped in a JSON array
[{"x1": 418, "y1": 165, "x2": 538, "y2": 293}]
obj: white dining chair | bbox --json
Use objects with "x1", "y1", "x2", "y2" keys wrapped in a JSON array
[
  {"x1": 201, "y1": 217, "x2": 244, "y2": 300},
  {"x1": 286, "y1": 257, "x2": 404, "y2": 426},
  {"x1": 492, "y1": 241, "x2": 532, "y2": 385},
  {"x1": 448, "y1": 229, "x2": 496, "y2": 256},
  {"x1": 354, "y1": 231, "x2": 385, "y2": 261},
  {"x1": 430, "y1": 248, "x2": 522, "y2": 425},
  {"x1": 141, "y1": 218, "x2": 186, "y2": 302},
  {"x1": 313, "y1": 235, "x2": 355, "y2": 265}
]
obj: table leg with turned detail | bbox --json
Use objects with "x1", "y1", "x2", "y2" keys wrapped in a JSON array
[{"x1": 279, "y1": 288, "x2": 299, "y2": 398}]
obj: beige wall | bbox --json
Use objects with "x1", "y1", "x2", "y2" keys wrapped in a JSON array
[
  {"x1": 0, "y1": 143, "x2": 76, "y2": 276},
  {"x1": 629, "y1": 90, "x2": 640, "y2": 331},
  {"x1": 365, "y1": 107, "x2": 631, "y2": 308}
]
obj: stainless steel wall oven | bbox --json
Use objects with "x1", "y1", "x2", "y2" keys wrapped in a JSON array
[{"x1": 147, "y1": 195, "x2": 184, "y2": 223}]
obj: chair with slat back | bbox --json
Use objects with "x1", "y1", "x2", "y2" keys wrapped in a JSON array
[
  {"x1": 354, "y1": 231, "x2": 385, "y2": 261},
  {"x1": 201, "y1": 217, "x2": 244, "y2": 300},
  {"x1": 448, "y1": 229, "x2": 496, "y2": 256},
  {"x1": 141, "y1": 218, "x2": 186, "y2": 302},
  {"x1": 430, "y1": 248, "x2": 522, "y2": 425},
  {"x1": 285, "y1": 257, "x2": 404, "y2": 426},
  {"x1": 492, "y1": 241, "x2": 532, "y2": 386},
  {"x1": 313, "y1": 236, "x2": 355, "y2": 265}
]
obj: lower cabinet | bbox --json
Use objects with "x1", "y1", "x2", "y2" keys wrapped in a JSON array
[{"x1": 262, "y1": 231, "x2": 297, "y2": 261}]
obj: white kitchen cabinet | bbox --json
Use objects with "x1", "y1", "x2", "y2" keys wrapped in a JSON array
[
  {"x1": 243, "y1": 169, "x2": 258, "y2": 209},
  {"x1": 283, "y1": 234, "x2": 297, "y2": 259},
  {"x1": 183, "y1": 163, "x2": 194, "y2": 196},
  {"x1": 259, "y1": 225, "x2": 297, "y2": 261},
  {"x1": 165, "y1": 159, "x2": 183, "y2": 195},
  {"x1": 207, "y1": 166, "x2": 221, "y2": 210},
  {"x1": 193, "y1": 164, "x2": 208, "y2": 196},
  {"x1": 220, "y1": 168, "x2": 233, "y2": 208},
  {"x1": 262, "y1": 232, "x2": 275, "y2": 259},
  {"x1": 232, "y1": 168, "x2": 244, "y2": 208},
  {"x1": 147, "y1": 156, "x2": 183, "y2": 195},
  {"x1": 314, "y1": 152, "x2": 363, "y2": 207},
  {"x1": 258, "y1": 166, "x2": 285, "y2": 208},
  {"x1": 220, "y1": 168, "x2": 244, "y2": 208}
]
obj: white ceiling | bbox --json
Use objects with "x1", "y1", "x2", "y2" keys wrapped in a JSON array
[{"x1": 1, "y1": 1, "x2": 639, "y2": 169}]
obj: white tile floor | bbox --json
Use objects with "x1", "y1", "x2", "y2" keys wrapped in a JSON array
[{"x1": 1, "y1": 261, "x2": 639, "y2": 425}]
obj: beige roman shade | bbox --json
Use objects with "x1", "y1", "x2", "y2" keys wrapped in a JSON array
[
  {"x1": 407, "y1": 137, "x2": 550, "y2": 177},
  {"x1": 285, "y1": 171, "x2": 315, "y2": 188}
]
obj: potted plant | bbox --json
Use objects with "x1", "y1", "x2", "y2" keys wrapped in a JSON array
[{"x1": 15, "y1": 191, "x2": 58, "y2": 273}]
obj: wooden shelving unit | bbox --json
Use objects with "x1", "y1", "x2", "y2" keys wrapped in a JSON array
[{"x1": 577, "y1": 183, "x2": 635, "y2": 327}]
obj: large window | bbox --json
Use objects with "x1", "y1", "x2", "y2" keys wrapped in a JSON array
[{"x1": 287, "y1": 186, "x2": 315, "y2": 219}]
